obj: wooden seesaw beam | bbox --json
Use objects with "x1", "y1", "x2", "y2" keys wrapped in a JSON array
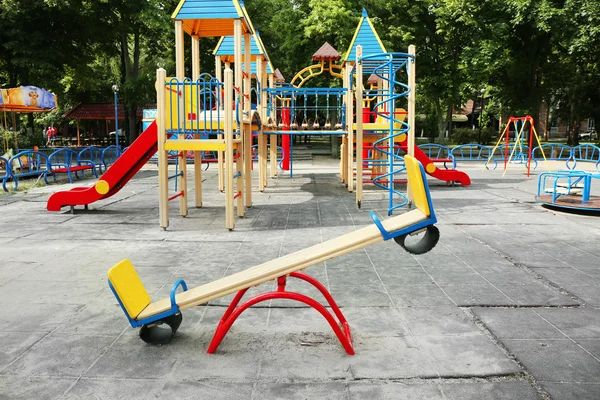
[{"x1": 108, "y1": 155, "x2": 439, "y2": 353}]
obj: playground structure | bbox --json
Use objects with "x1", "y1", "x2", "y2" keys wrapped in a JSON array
[
  {"x1": 46, "y1": 123, "x2": 157, "y2": 211},
  {"x1": 536, "y1": 170, "x2": 600, "y2": 213},
  {"x1": 486, "y1": 115, "x2": 549, "y2": 176},
  {"x1": 153, "y1": 0, "x2": 278, "y2": 230},
  {"x1": 108, "y1": 155, "x2": 440, "y2": 352},
  {"x1": 43, "y1": 2, "x2": 472, "y2": 223},
  {"x1": 258, "y1": 9, "x2": 470, "y2": 216}
]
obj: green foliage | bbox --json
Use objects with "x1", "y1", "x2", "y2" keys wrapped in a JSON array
[
  {"x1": 450, "y1": 127, "x2": 496, "y2": 145},
  {"x1": 1, "y1": 0, "x2": 599, "y2": 146}
]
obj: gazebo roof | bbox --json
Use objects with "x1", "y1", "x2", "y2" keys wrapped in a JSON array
[
  {"x1": 367, "y1": 73, "x2": 379, "y2": 84},
  {"x1": 312, "y1": 42, "x2": 341, "y2": 61},
  {"x1": 62, "y1": 103, "x2": 152, "y2": 120},
  {"x1": 274, "y1": 69, "x2": 285, "y2": 83}
]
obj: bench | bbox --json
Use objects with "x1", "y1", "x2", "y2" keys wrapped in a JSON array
[
  {"x1": 450, "y1": 144, "x2": 497, "y2": 170},
  {"x1": 0, "y1": 156, "x2": 9, "y2": 192},
  {"x1": 49, "y1": 148, "x2": 97, "y2": 184},
  {"x1": 5, "y1": 151, "x2": 51, "y2": 191},
  {"x1": 417, "y1": 144, "x2": 456, "y2": 169},
  {"x1": 566, "y1": 144, "x2": 600, "y2": 172},
  {"x1": 108, "y1": 155, "x2": 440, "y2": 353},
  {"x1": 78, "y1": 146, "x2": 105, "y2": 173},
  {"x1": 101, "y1": 145, "x2": 122, "y2": 172}
]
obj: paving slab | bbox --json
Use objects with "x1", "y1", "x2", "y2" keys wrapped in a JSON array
[{"x1": 3, "y1": 160, "x2": 600, "y2": 398}]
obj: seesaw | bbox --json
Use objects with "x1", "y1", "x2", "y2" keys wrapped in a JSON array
[{"x1": 108, "y1": 155, "x2": 440, "y2": 355}]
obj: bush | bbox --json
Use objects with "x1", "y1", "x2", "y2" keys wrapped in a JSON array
[
  {"x1": 0, "y1": 126, "x2": 45, "y2": 151},
  {"x1": 451, "y1": 128, "x2": 477, "y2": 144},
  {"x1": 450, "y1": 127, "x2": 496, "y2": 145}
]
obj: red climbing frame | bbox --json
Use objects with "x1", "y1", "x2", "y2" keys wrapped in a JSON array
[{"x1": 207, "y1": 271, "x2": 355, "y2": 355}]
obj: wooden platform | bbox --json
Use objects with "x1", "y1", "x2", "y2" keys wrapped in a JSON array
[{"x1": 536, "y1": 194, "x2": 600, "y2": 212}]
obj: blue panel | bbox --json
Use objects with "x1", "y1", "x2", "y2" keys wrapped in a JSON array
[
  {"x1": 175, "y1": 0, "x2": 240, "y2": 20},
  {"x1": 347, "y1": 19, "x2": 386, "y2": 61},
  {"x1": 241, "y1": 62, "x2": 272, "y2": 75},
  {"x1": 215, "y1": 35, "x2": 262, "y2": 56}
]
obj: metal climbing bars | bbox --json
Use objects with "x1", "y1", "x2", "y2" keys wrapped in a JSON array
[{"x1": 354, "y1": 50, "x2": 415, "y2": 215}]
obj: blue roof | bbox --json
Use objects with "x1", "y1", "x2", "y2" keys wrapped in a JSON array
[
  {"x1": 173, "y1": 0, "x2": 243, "y2": 20},
  {"x1": 215, "y1": 35, "x2": 262, "y2": 56},
  {"x1": 241, "y1": 62, "x2": 273, "y2": 75},
  {"x1": 344, "y1": 9, "x2": 387, "y2": 62}
]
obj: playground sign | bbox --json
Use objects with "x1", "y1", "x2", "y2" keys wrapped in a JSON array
[{"x1": 0, "y1": 86, "x2": 57, "y2": 112}]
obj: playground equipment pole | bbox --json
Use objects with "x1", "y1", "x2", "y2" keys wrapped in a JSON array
[
  {"x1": 175, "y1": 19, "x2": 188, "y2": 217},
  {"x1": 282, "y1": 106, "x2": 290, "y2": 171},
  {"x1": 112, "y1": 84, "x2": 119, "y2": 148},
  {"x1": 192, "y1": 34, "x2": 203, "y2": 208},
  {"x1": 407, "y1": 45, "x2": 416, "y2": 202},
  {"x1": 157, "y1": 68, "x2": 169, "y2": 229},
  {"x1": 356, "y1": 46, "x2": 363, "y2": 207}
]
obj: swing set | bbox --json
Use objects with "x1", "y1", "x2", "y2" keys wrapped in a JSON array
[{"x1": 485, "y1": 115, "x2": 550, "y2": 176}]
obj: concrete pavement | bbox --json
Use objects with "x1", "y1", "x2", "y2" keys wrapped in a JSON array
[{"x1": 0, "y1": 159, "x2": 598, "y2": 399}]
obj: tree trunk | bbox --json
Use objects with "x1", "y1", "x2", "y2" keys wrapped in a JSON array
[
  {"x1": 446, "y1": 105, "x2": 453, "y2": 141},
  {"x1": 436, "y1": 99, "x2": 445, "y2": 144}
]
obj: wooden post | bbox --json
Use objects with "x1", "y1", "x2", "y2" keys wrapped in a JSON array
[
  {"x1": 192, "y1": 34, "x2": 202, "y2": 208},
  {"x1": 77, "y1": 120, "x2": 81, "y2": 147},
  {"x1": 175, "y1": 20, "x2": 188, "y2": 216},
  {"x1": 356, "y1": 46, "x2": 363, "y2": 207},
  {"x1": 224, "y1": 68, "x2": 235, "y2": 230},
  {"x1": 233, "y1": 19, "x2": 245, "y2": 215},
  {"x1": 216, "y1": 56, "x2": 225, "y2": 192},
  {"x1": 215, "y1": 56, "x2": 222, "y2": 82},
  {"x1": 268, "y1": 73, "x2": 277, "y2": 177},
  {"x1": 243, "y1": 31, "x2": 252, "y2": 207},
  {"x1": 407, "y1": 45, "x2": 416, "y2": 202},
  {"x1": 261, "y1": 60, "x2": 268, "y2": 187},
  {"x1": 157, "y1": 68, "x2": 169, "y2": 230},
  {"x1": 346, "y1": 63, "x2": 354, "y2": 193},
  {"x1": 340, "y1": 140, "x2": 347, "y2": 183}
]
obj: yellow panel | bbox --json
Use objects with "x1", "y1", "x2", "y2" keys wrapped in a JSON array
[
  {"x1": 354, "y1": 122, "x2": 403, "y2": 131},
  {"x1": 165, "y1": 139, "x2": 227, "y2": 151},
  {"x1": 108, "y1": 259, "x2": 151, "y2": 320},
  {"x1": 404, "y1": 155, "x2": 431, "y2": 217}
]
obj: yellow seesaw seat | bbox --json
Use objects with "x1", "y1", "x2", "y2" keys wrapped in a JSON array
[{"x1": 108, "y1": 155, "x2": 439, "y2": 351}]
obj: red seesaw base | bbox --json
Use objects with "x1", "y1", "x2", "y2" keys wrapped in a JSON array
[{"x1": 207, "y1": 271, "x2": 355, "y2": 355}]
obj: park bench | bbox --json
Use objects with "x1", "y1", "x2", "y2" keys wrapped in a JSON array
[
  {"x1": 108, "y1": 155, "x2": 440, "y2": 353},
  {"x1": 0, "y1": 156, "x2": 9, "y2": 192},
  {"x1": 450, "y1": 144, "x2": 497, "y2": 169},
  {"x1": 78, "y1": 146, "x2": 105, "y2": 173},
  {"x1": 49, "y1": 148, "x2": 97, "y2": 184},
  {"x1": 101, "y1": 145, "x2": 122, "y2": 172},
  {"x1": 417, "y1": 144, "x2": 456, "y2": 169},
  {"x1": 5, "y1": 151, "x2": 51, "y2": 191}
]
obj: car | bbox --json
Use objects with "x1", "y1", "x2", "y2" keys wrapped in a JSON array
[{"x1": 578, "y1": 130, "x2": 596, "y2": 141}]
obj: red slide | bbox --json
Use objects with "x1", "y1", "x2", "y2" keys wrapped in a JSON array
[
  {"x1": 47, "y1": 121, "x2": 158, "y2": 211},
  {"x1": 399, "y1": 138, "x2": 471, "y2": 186}
]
